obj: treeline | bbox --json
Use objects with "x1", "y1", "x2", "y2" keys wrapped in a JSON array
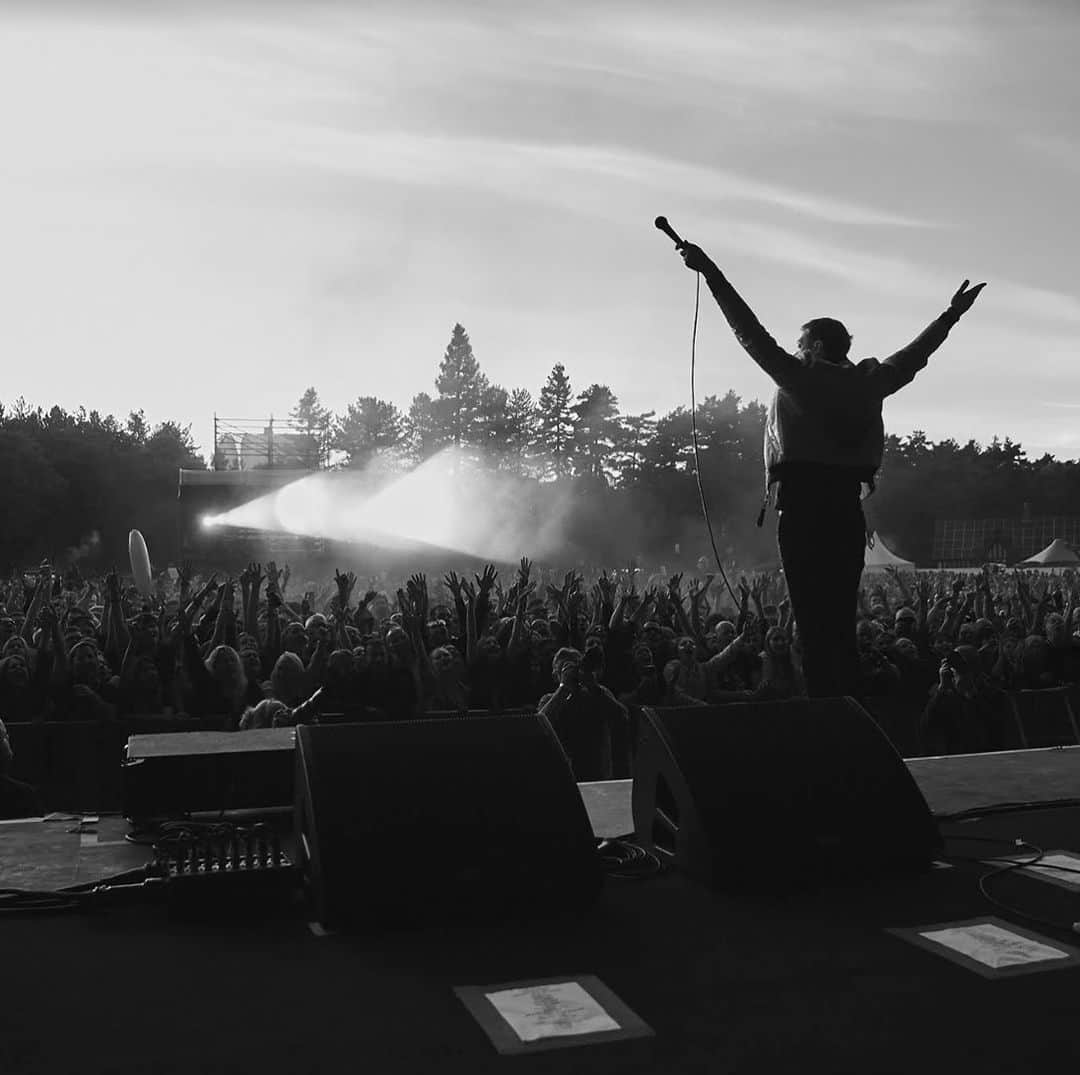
[
  {"x1": 3, "y1": 322, "x2": 1080, "y2": 571},
  {"x1": 873, "y1": 432, "x2": 1080, "y2": 564},
  {"x1": 266, "y1": 324, "x2": 728, "y2": 484},
  {"x1": 0, "y1": 403, "x2": 203, "y2": 571}
]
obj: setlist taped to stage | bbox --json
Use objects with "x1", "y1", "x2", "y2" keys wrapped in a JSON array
[
  {"x1": 888, "y1": 917, "x2": 1080, "y2": 979},
  {"x1": 454, "y1": 975, "x2": 654, "y2": 1054},
  {"x1": 485, "y1": 982, "x2": 620, "y2": 1041},
  {"x1": 920, "y1": 923, "x2": 1068, "y2": 968}
]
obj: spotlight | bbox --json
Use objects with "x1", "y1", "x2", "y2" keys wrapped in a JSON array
[{"x1": 200, "y1": 514, "x2": 218, "y2": 530}]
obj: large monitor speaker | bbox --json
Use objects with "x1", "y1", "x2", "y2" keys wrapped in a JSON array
[
  {"x1": 632, "y1": 698, "x2": 942, "y2": 889},
  {"x1": 295, "y1": 715, "x2": 603, "y2": 929}
]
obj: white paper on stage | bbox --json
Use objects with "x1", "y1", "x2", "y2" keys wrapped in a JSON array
[
  {"x1": 1021, "y1": 853, "x2": 1080, "y2": 889},
  {"x1": 920, "y1": 923, "x2": 1070, "y2": 968},
  {"x1": 485, "y1": 982, "x2": 621, "y2": 1041}
]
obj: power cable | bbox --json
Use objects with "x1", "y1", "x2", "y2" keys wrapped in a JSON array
[
  {"x1": 596, "y1": 837, "x2": 665, "y2": 881},
  {"x1": 940, "y1": 832, "x2": 1080, "y2": 937}
]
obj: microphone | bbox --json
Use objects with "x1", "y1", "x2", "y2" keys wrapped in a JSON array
[{"x1": 654, "y1": 216, "x2": 686, "y2": 250}]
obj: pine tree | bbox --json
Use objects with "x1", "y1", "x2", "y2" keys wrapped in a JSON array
[
  {"x1": 505, "y1": 388, "x2": 539, "y2": 474},
  {"x1": 612, "y1": 410, "x2": 657, "y2": 486},
  {"x1": 406, "y1": 392, "x2": 441, "y2": 464},
  {"x1": 126, "y1": 410, "x2": 150, "y2": 445},
  {"x1": 570, "y1": 384, "x2": 621, "y2": 482},
  {"x1": 333, "y1": 396, "x2": 405, "y2": 469},
  {"x1": 536, "y1": 363, "x2": 574, "y2": 479},
  {"x1": 290, "y1": 387, "x2": 332, "y2": 468},
  {"x1": 435, "y1": 323, "x2": 488, "y2": 452},
  {"x1": 476, "y1": 384, "x2": 510, "y2": 466}
]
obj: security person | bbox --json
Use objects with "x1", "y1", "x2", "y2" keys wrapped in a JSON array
[{"x1": 677, "y1": 240, "x2": 985, "y2": 698}]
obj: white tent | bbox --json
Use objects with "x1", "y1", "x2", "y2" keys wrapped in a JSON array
[
  {"x1": 1018, "y1": 538, "x2": 1080, "y2": 567},
  {"x1": 864, "y1": 532, "x2": 915, "y2": 571}
]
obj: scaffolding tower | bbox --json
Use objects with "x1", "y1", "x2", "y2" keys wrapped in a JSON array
[{"x1": 212, "y1": 415, "x2": 328, "y2": 471}]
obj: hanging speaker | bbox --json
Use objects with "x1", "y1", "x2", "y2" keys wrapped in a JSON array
[
  {"x1": 632, "y1": 698, "x2": 942, "y2": 889},
  {"x1": 295, "y1": 715, "x2": 603, "y2": 929}
]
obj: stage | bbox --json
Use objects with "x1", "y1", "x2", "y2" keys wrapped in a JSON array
[{"x1": 2, "y1": 747, "x2": 1079, "y2": 1074}]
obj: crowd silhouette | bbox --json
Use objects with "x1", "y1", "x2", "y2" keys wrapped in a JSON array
[{"x1": 2, "y1": 554, "x2": 1079, "y2": 816}]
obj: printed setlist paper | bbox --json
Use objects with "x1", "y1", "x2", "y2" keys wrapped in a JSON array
[
  {"x1": 454, "y1": 976, "x2": 654, "y2": 1054},
  {"x1": 888, "y1": 917, "x2": 1080, "y2": 979},
  {"x1": 485, "y1": 982, "x2": 620, "y2": 1042},
  {"x1": 919, "y1": 923, "x2": 1069, "y2": 969}
]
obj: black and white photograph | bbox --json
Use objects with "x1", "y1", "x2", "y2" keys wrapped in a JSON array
[{"x1": 1, "y1": 2, "x2": 1079, "y2": 1072}]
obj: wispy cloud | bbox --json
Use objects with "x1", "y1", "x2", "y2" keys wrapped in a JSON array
[
  {"x1": 270, "y1": 128, "x2": 932, "y2": 228},
  {"x1": 583, "y1": 1, "x2": 990, "y2": 120}
]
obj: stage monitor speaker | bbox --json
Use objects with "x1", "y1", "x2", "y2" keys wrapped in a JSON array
[
  {"x1": 123, "y1": 728, "x2": 296, "y2": 821},
  {"x1": 295, "y1": 714, "x2": 602, "y2": 930},
  {"x1": 632, "y1": 698, "x2": 942, "y2": 889}
]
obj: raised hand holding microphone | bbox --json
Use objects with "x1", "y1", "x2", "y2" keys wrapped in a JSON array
[{"x1": 655, "y1": 215, "x2": 714, "y2": 274}]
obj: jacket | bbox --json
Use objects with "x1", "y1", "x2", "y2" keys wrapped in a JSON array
[{"x1": 702, "y1": 265, "x2": 961, "y2": 512}]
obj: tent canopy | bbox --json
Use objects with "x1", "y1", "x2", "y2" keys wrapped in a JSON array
[
  {"x1": 1018, "y1": 538, "x2": 1079, "y2": 567},
  {"x1": 864, "y1": 533, "x2": 915, "y2": 571}
]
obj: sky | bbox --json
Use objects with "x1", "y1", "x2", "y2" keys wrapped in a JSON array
[{"x1": 1, "y1": 0, "x2": 1078, "y2": 464}]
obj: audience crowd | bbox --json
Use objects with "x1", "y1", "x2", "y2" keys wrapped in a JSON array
[{"x1": 2, "y1": 556, "x2": 1080, "y2": 794}]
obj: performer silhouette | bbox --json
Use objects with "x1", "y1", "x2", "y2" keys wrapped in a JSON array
[{"x1": 677, "y1": 240, "x2": 985, "y2": 698}]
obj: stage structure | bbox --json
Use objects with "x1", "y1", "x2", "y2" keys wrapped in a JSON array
[
  {"x1": 212, "y1": 415, "x2": 326, "y2": 472},
  {"x1": 932, "y1": 512, "x2": 1080, "y2": 568},
  {"x1": 177, "y1": 415, "x2": 331, "y2": 562},
  {"x1": 178, "y1": 468, "x2": 326, "y2": 561}
]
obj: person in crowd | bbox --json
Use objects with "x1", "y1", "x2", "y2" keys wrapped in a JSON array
[
  {"x1": 704, "y1": 622, "x2": 759, "y2": 700},
  {"x1": 660, "y1": 659, "x2": 710, "y2": 707},
  {"x1": 921, "y1": 645, "x2": 1017, "y2": 755},
  {"x1": 176, "y1": 584, "x2": 250, "y2": 726},
  {"x1": 55, "y1": 637, "x2": 118, "y2": 720},
  {"x1": 538, "y1": 646, "x2": 629, "y2": 781},
  {"x1": 238, "y1": 698, "x2": 290, "y2": 731},
  {"x1": 619, "y1": 642, "x2": 667, "y2": 709},
  {"x1": 423, "y1": 645, "x2": 470, "y2": 712},
  {"x1": 270, "y1": 651, "x2": 307, "y2": 708},
  {"x1": 854, "y1": 618, "x2": 901, "y2": 697},
  {"x1": 1044, "y1": 612, "x2": 1080, "y2": 685},
  {"x1": 236, "y1": 634, "x2": 268, "y2": 706},
  {"x1": 888, "y1": 635, "x2": 939, "y2": 707},
  {"x1": 1017, "y1": 634, "x2": 1058, "y2": 691},
  {"x1": 756, "y1": 625, "x2": 807, "y2": 700},
  {"x1": 0, "y1": 717, "x2": 44, "y2": 818},
  {"x1": 666, "y1": 635, "x2": 709, "y2": 701},
  {"x1": 0, "y1": 651, "x2": 41, "y2": 722}
]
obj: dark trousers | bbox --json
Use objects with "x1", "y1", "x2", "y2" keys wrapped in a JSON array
[{"x1": 776, "y1": 485, "x2": 866, "y2": 699}]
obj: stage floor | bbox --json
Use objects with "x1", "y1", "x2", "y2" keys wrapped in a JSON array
[{"x1": 2, "y1": 747, "x2": 1080, "y2": 1075}]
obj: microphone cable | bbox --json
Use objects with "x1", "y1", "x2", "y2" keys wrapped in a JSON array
[
  {"x1": 687, "y1": 268, "x2": 739, "y2": 609},
  {"x1": 656, "y1": 215, "x2": 740, "y2": 610}
]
